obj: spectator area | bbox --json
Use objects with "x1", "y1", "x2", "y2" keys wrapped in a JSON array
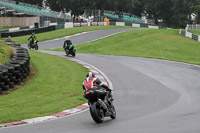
[
  {"x1": 0, "y1": 0, "x2": 60, "y2": 18},
  {"x1": 104, "y1": 12, "x2": 144, "y2": 23}
]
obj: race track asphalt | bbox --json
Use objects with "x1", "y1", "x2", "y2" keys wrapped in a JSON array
[
  {"x1": 22, "y1": 28, "x2": 137, "y2": 49},
  {"x1": 1, "y1": 28, "x2": 200, "y2": 133}
]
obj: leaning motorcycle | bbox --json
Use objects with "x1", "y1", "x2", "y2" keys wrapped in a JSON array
[
  {"x1": 84, "y1": 87, "x2": 116, "y2": 123},
  {"x1": 65, "y1": 45, "x2": 76, "y2": 57},
  {"x1": 28, "y1": 39, "x2": 39, "y2": 50}
]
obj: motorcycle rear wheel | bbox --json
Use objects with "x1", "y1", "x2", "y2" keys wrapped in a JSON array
[{"x1": 90, "y1": 102, "x2": 104, "y2": 123}]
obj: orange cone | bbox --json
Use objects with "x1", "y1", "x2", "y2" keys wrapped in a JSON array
[{"x1": 179, "y1": 29, "x2": 182, "y2": 35}]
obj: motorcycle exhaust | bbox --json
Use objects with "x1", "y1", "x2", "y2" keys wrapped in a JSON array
[{"x1": 98, "y1": 99, "x2": 107, "y2": 110}]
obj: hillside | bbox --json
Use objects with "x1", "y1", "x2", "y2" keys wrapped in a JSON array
[{"x1": 0, "y1": 41, "x2": 13, "y2": 66}]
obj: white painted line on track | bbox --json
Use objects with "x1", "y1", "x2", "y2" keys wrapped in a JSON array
[{"x1": 22, "y1": 116, "x2": 56, "y2": 124}]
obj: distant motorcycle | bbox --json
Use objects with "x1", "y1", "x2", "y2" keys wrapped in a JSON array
[
  {"x1": 28, "y1": 39, "x2": 39, "y2": 50},
  {"x1": 65, "y1": 45, "x2": 76, "y2": 57},
  {"x1": 84, "y1": 87, "x2": 116, "y2": 123},
  {"x1": 28, "y1": 33, "x2": 39, "y2": 50}
]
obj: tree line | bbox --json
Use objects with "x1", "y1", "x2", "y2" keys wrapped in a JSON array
[{"x1": 14, "y1": 0, "x2": 200, "y2": 28}]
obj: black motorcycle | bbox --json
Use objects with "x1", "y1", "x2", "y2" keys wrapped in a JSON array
[
  {"x1": 84, "y1": 87, "x2": 116, "y2": 123},
  {"x1": 28, "y1": 34, "x2": 39, "y2": 50},
  {"x1": 28, "y1": 39, "x2": 39, "y2": 50},
  {"x1": 65, "y1": 45, "x2": 76, "y2": 57}
]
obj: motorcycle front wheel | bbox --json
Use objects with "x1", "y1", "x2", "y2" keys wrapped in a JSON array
[
  {"x1": 72, "y1": 52, "x2": 76, "y2": 57},
  {"x1": 35, "y1": 44, "x2": 39, "y2": 50},
  {"x1": 65, "y1": 49, "x2": 69, "y2": 56},
  {"x1": 110, "y1": 104, "x2": 116, "y2": 119},
  {"x1": 28, "y1": 43, "x2": 31, "y2": 49},
  {"x1": 89, "y1": 102, "x2": 104, "y2": 123}
]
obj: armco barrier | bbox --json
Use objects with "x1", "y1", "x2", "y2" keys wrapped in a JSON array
[
  {"x1": 56, "y1": 24, "x2": 64, "y2": 30},
  {"x1": 0, "y1": 26, "x2": 56, "y2": 38},
  {"x1": 0, "y1": 29, "x2": 9, "y2": 34},
  {"x1": 91, "y1": 22, "x2": 97, "y2": 26},
  {"x1": 159, "y1": 26, "x2": 168, "y2": 29},
  {"x1": 192, "y1": 34, "x2": 198, "y2": 41},
  {"x1": 110, "y1": 22, "x2": 116, "y2": 26},
  {"x1": 20, "y1": 26, "x2": 30, "y2": 30},
  {"x1": 81, "y1": 23, "x2": 88, "y2": 27},
  {"x1": 148, "y1": 25, "x2": 159, "y2": 29},
  {"x1": 180, "y1": 29, "x2": 200, "y2": 42},
  {"x1": 140, "y1": 23, "x2": 148, "y2": 28},
  {"x1": 65, "y1": 22, "x2": 73, "y2": 28},
  {"x1": 125, "y1": 22, "x2": 132, "y2": 27},
  {"x1": 0, "y1": 20, "x2": 171, "y2": 38},
  {"x1": 185, "y1": 31, "x2": 192, "y2": 39},
  {"x1": 0, "y1": 42, "x2": 30, "y2": 94},
  {"x1": 98, "y1": 22, "x2": 105, "y2": 26},
  {"x1": 73, "y1": 23, "x2": 81, "y2": 27},
  {"x1": 181, "y1": 30, "x2": 186, "y2": 36},
  {"x1": 116, "y1": 22, "x2": 125, "y2": 26}
]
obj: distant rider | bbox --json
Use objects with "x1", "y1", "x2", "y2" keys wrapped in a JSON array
[
  {"x1": 82, "y1": 72, "x2": 113, "y2": 101},
  {"x1": 63, "y1": 39, "x2": 74, "y2": 51},
  {"x1": 28, "y1": 32, "x2": 37, "y2": 47}
]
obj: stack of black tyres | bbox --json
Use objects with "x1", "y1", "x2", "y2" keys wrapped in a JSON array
[{"x1": 0, "y1": 43, "x2": 30, "y2": 94}]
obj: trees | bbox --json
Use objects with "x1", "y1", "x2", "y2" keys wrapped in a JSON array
[
  {"x1": 11, "y1": 0, "x2": 200, "y2": 28},
  {"x1": 194, "y1": 0, "x2": 200, "y2": 24},
  {"x1": 14, "y1": 0, "x2": 43, "y2": 7}
]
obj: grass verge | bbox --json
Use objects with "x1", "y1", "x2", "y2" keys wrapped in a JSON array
[
  {"x1": 11, "y1": 26, "x2": 130, "y2": 44},
  {"x1": 0, "y1": 40, "x2": 13, "y2": 66},
  {"x1": 0, "y1": 50, "x2": 88, "y2": 123},
  {"x1": 189, "y1": 30, "x2": 200, "y2": 35},
  {"x1": 52, "y1": 29, "x2": 200, "y2": 65},
  {"x1": 0, "y1": 26, "x2": 18, "y2": 30}
]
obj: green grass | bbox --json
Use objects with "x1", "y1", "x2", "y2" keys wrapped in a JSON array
[
  {"x1": 189, "y1": 30, "x2": 200, "y2": 35},
  {"x1": 0, "y1": 40, "x2": 13, "y2": 65},
  {"x1": 0, "y1": 50, "x2": 88, "y2": 123},
  {"x1": 11, "y1": 26, "x2": 130, "y2": 44},
  {"x1": 0, "y1": 26, "x2": 18, "y2": 30},
  {"x1": 56, "y1": 29, "x2": 200, "y2": 65}
]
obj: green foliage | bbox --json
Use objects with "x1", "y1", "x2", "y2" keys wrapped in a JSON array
[
  {"x1": 12, "y1": 0, "x2": 200, "y2": 28},
  {"x1": 14, "y1": 0, "x2": 42, "y2": 6},
  {"x1": 0, "y1": 26, "x2": 18, "y2": 30},
  {"x1": 189, "y1": 30, "x2": 200, "y2": 35}
]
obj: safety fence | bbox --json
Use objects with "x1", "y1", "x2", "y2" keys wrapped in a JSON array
[
  {"x1": 0, "y1": 0, "x2": 61, "y2": 19},
  {"x1": 0, "y1": 22, "x2": 106, "y2": 38},
  {"x1": 185, "y1": 24, "x2": 200, "y2": 31},
  {"x1": 109, "y1": 22, "x2": 170, "y2": 29},
  {"x1": 0, "y1": 21, "x2": 170, "y2": 38},
  {"x1": 0, "y1": 25, "x2": 56, "y2": 38},
  {"x1": 179, "y1": 29, "x2": 200, "y2": 42},
  {"x1": 0, "y1": 24, "x2": 44, "y2": 34},
  {"x1": 0, "y1": 42, "x2": 30, "y2": 94},
  {"x1": 104, "y1": 13, "x2": 144, "y2": 23}
]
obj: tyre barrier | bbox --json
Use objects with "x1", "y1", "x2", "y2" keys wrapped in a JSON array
[{"x1": 0, "y1": 42, "x2": 30, "y2": 94}]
